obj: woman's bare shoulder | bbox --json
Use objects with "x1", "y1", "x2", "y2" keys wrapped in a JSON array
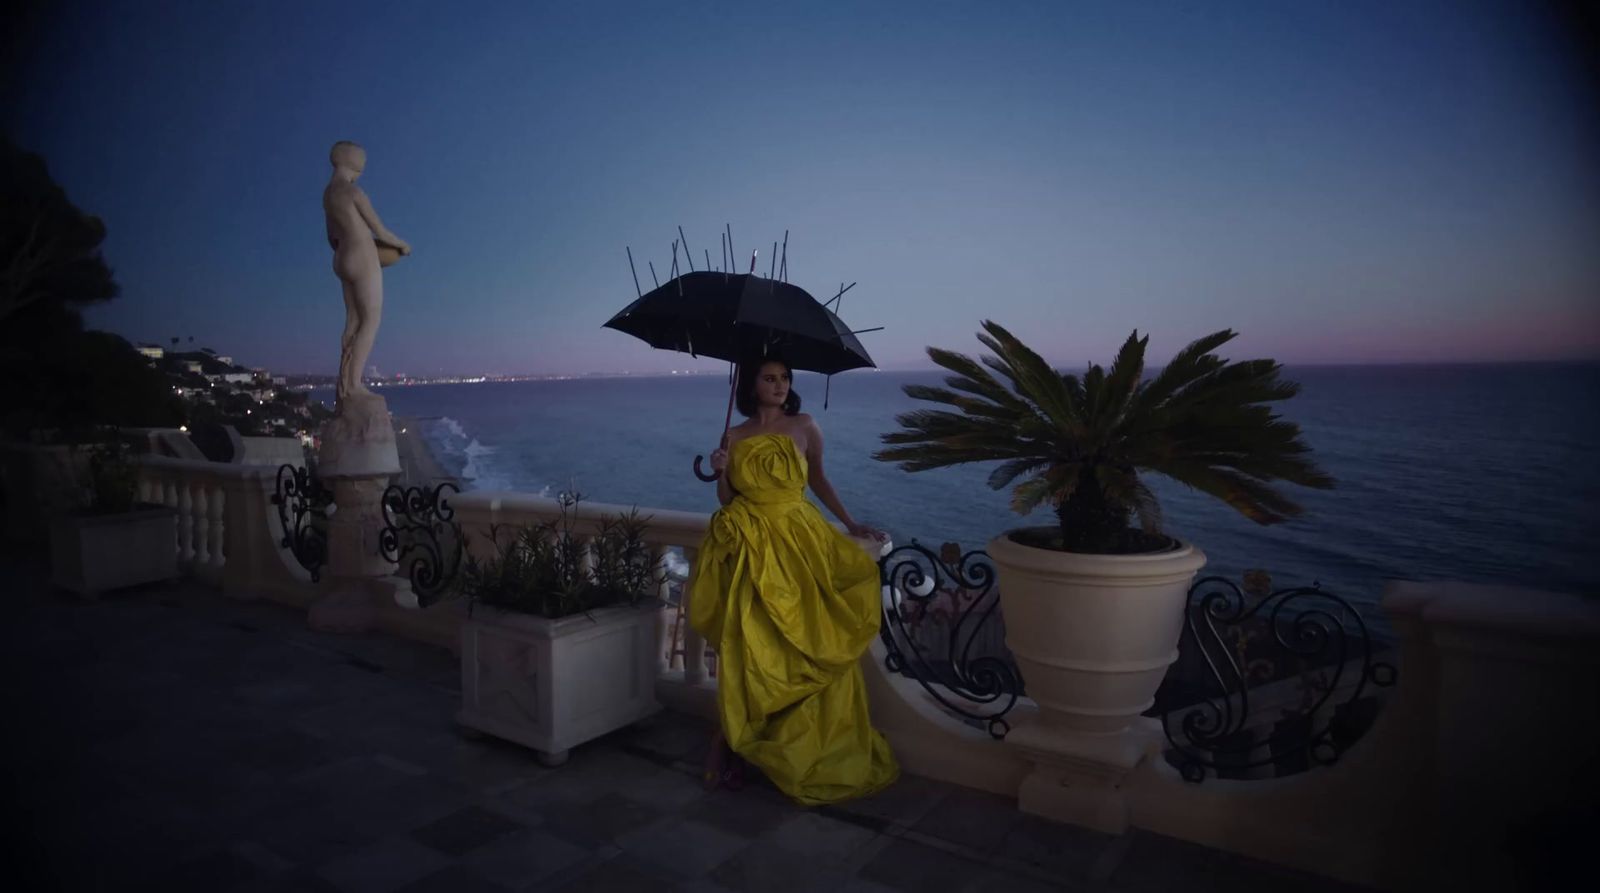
[{"x1": 783, "y1": 415, "x2": 817, "y2": 452}]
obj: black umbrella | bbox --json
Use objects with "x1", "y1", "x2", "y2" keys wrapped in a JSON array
[
  {"x1": 603, "y1": 270, "x2": 879, "y2": 481},
  {"x1": 604, "y1": 271, "x2": 874, "y2": 374}
]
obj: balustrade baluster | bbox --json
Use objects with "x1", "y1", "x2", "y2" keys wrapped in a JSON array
[
  {"x1": 682, "y1": 545, "x2": 706, "y2": 685},
  {"x1": 205, "y1": 477, "x2": 227, "y2": 576},
  {"x1": 189, "y1": 480, "x2": 208, "y2": 568},
  {"x1": 652, "y1": 545, "x2": 674, "y2": 672},
  {"x1": 175, "y1": 477, "x2": 194, "y2": 567},
  {"x1": 580, "y1": 534, "x2": 597, "y2": 579},
  {"x1": 160, "y1": 474, "x2": 181, "y2": 561},
  {"x1": 139, "y1": 472, "x2": 160, "y2": 506}
]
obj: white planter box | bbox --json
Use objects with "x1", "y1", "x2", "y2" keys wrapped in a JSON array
[
  {"x1": 49, "y1": 506, "x2": 179, "y2": 596},
  {"x1": 457, "y1": 601, "x2": 661, "y2": 765}
]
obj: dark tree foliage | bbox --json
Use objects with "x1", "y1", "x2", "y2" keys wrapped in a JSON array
[{"x1": 0, "y1": 135, "x2": 182, "y2": 440}]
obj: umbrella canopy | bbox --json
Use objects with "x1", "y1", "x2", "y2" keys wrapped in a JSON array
[{"x1": 602, "y1": 271, "x2": 874, "y2": 375}]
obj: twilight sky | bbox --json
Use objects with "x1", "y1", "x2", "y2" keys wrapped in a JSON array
[{"x1": 7, "y1": 0, "x2": 1598, "y2": 376}]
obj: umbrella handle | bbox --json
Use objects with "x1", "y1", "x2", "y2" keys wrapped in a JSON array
[
  {"x1": 693, "y1": 455, "x2": 720, "y2": 482},
  {"x1": 694, "y1": 365, "x2": 738, "y2": 483}
]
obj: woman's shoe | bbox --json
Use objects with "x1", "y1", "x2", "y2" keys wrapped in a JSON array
[
  {"x1": 720, "y1": 755, "x2": 745, "y2": 792},
  {"x1": 702, "y1": 738, "x2": 728, "y2": 791}
]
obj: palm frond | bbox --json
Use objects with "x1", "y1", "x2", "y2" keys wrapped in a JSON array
[
  {"x1": 875, "y1": 443, "x2": 1038, "y2": 472},
  {"x1": 924, "y1": 347, "x2": 1031, "y2": 412},
  {"x1": 980, "y1": 320, "x2": 1086, "y2": 438},
  {"x1": 1164, "y1": 359, "x2": 1299, "y2": 413},
  {"x1": 1136, "y1": 329, "x2": 1237, "y2": 412},
  {"x1": 1159, "y1": 462, "x2": 1308, "y2": 524},
  {"x1": 901, "y1": 383, "x2": 1019, "y2": 421},
  {"x1": 1061, "y1": 371, "x2": 1086, "y2": 410},
  {"x1": 1010, "y1": 463, "x2": 1081, "y2": 514},
  {"x1": 1129, "y1": 478, "x2": 1163, "y2": 534},
  {"x1": 974, "y1": 340, "x2": 1026, "y2": 396},
  {"x1": 987, "y1": 457, "x2": 1055, "y2": 490},
  {"x1": 1099, "y1": 331, "x2": 1148, "y2": 429},
  {"x1": 1008, "y1": 475, "x2": 1056, "y2": 515},
  {"x1": 1080, "y1": 362, "x2": 1107, "y2": 430}
]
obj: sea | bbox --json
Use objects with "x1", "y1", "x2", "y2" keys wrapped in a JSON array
[{"x1": 312, "y1": 363, "x2": 1600, "y2": 621}]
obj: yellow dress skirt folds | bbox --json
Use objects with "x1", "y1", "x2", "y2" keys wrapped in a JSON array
[{"x1": 688, "y1": 433, "x2": 899, "y2": 805}]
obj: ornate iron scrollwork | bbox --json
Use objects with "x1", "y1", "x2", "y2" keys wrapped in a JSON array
[
  {"x1": 379, "y1": 482, "x2": 463, "y2": 607},
  {"x1": 1160, "y1": 573, "x2": 1398, "y2": 783},
  {"x1": 878, "y1": 541, "x2": 1020, "y2": 738},
  {"x1": 271, "y1": 463, "x2": 331, "y2": 581}
]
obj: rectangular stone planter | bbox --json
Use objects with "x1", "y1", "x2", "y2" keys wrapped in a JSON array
[
  {"x1": 458, "y1": 601, "x2": 661, "y2": 765},
  {"x1": 49, "y1": 506, "x2": 179, "y2": 595}
]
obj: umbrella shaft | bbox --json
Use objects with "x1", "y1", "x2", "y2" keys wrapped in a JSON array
[{"x1": 722, "y1": 362, "x2": 738, "y2": 441}]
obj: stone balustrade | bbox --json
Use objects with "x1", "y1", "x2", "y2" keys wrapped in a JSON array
[
  {"x1": 61, "y1": 456, "x2": 1596, "y2": 891},
  {"x1": 135, "y1": 456, "x2": 314, "y2": 603}
]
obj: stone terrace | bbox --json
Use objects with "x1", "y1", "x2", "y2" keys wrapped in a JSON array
[{"x1": 1, "y1": 556, "x2": 1368, "y2": 892}]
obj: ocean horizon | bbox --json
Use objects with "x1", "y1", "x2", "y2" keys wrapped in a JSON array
[{"x1": 311, "y1": 361, "x2": 1600, "y2": 620}]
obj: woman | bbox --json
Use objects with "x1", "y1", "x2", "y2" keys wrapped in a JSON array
[{"x1": 687, "y1": 354, "x2": 900, "y2": 805}]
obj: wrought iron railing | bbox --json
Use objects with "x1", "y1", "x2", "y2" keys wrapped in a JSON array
[
  {"x1": 1158, "y1": 572, "x2": 1397, "y2": 783},
  {"x1": 271, "y1": 464, "x2": 331, "y2": 581},
  {"x1": 379, "y1": 482, "x2": 463, "y2": 607},
  {"x1": 878, "y1": 541, "x2": 1021, "y2": 738}
]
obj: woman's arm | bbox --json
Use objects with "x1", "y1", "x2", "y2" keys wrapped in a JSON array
[{"x1": 804, "y1": 418, "x2": 883, "y2": 539}]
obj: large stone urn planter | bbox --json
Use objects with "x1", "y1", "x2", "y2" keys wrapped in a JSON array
[
  {"x1": 989, "y1": 532, "x2": 1207, "y2": 734},
  {"x1": 458, "y1": 602, "x2": 661, "y2": 765},
  {"x1": 50, "y1": 506, "x2": 179, "y2": 596}
]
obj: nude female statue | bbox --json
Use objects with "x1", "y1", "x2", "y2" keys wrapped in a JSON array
[{"x1": 323, "y1": 141, "x2": 410, "y2": 402}]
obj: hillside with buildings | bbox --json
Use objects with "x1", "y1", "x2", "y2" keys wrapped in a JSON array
[{"x1": 132, "y1": 342, "x2": 333, "y2": 442}]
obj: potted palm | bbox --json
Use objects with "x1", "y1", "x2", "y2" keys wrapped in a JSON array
[
  {"x1": 876, "y1": 323, "x2": 1332, "y2": 733},
  {"x1": 453, "y1": 491, "x2": 662, "y2": 765},
  {"x1": 49, "y1": 431, "x2": 178, "y2": 595}
]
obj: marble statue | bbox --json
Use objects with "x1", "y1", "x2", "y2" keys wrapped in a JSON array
[
  {"x1": 323, "y1": 140, "x2": 410, "y2": 403},
  {"x1": 311, "y1": 140, "x2": 410, "y2": 631}
]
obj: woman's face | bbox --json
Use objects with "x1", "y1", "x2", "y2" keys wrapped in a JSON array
[{"x1": 754, "y1": 361, "x2": 792, "y2": 408}]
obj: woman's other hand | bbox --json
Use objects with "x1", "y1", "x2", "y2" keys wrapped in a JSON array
[
  {"x1": 847, "y1": 522, "x2": 887, "y2": 542},
  {"x1": 709, "y1": 448, "x2": 729, "y2": 472}
]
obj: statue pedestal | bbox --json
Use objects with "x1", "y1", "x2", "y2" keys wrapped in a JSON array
[
  {"x1": 308, "y1": 392, "x2": 401, "y2": 633},
  {"x1": 317, "y1": 391, "x2": 401, "y2": 478}
]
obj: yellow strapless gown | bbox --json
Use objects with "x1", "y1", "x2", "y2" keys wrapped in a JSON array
[{"x1": 688, "y1": 433, "x2": 899, "y2": 805}]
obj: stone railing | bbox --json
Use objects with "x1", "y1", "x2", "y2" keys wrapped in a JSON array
[
  {"x1": 48, "y1": 458, "x2": 1594, "y2": 890},
  {"x1": 135, "y1": 456, "x2": 314, "y2": 603},
  {"x1": 1113, "y1": 580, "x2": 1599, "y2": 890}
]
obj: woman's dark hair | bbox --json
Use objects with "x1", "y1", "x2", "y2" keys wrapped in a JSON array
[{"x1": 735, "y1": 354, "x2": 802, "y2": 417}]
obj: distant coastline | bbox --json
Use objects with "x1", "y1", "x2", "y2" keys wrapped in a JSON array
[
  {"x1": 284, "y1": 359, "x2": 1600, "y2": 392},
  {"x1": 392, "y1": 416, "x2": 454, "y2": 488}
]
